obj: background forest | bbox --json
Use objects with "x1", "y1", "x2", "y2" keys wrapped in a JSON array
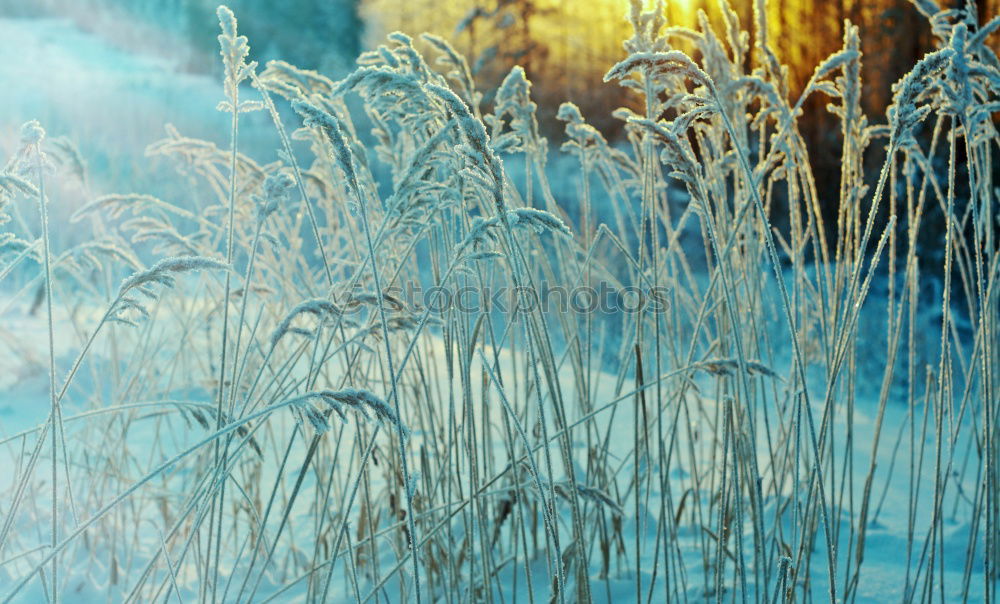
[
  {"x1": 6, "y1": 0, "x2": 999, "y2": 126},
  {"x1": 3, "y1": 0, "x2": 998, "y2": 227}
]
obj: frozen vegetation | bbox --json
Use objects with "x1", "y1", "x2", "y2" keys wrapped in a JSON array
[{"x1": 0, "y1": 1, "x2": 998, "y2": 602}]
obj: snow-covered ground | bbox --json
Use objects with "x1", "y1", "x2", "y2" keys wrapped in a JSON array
[
  {"x1": 0, "y1": 288, "x2": 990, "y2": 602},
  {"x1": 0, "y1": 15, "x2": 277, "y2": 234}
]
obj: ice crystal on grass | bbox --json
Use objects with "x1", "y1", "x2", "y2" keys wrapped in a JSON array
[{"x1": 111, "y1": 256, "x2": 230, "y2": 325}]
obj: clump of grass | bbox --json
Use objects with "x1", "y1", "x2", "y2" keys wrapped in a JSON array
[{"x1": 0, "y1": 1, "x2": 997, "y2": 602}]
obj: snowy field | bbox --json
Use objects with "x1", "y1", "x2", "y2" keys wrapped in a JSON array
[
  {"x1": 1, "y1": 4, "x2": 998, "y2": 603},
  {"x1": 0, "y1": 292, "x2": 990, "y2": 602}
]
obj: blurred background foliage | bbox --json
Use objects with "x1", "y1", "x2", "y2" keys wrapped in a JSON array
[
  {"x1": 1, "y1": 0, "x2": 997, "y2": 228},
  {"x1": 8, "y1": 0, "x2": 999, "y2": 131}
]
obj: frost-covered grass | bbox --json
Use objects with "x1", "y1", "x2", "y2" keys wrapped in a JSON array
[{"x1": 1, "y1": 1, "x2": 998, "y2": 602}]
